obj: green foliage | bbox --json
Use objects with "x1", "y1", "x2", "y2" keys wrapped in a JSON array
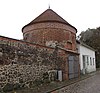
[
  {"x1": 33, "y1": 79, "x2": 44, "y2": 86},
  {"x1": 43, "y1": 72, "x2": 49, "y2": 80},
  {"x1": 2, "y1": 83, "x2": 23, "y2": 92},
  {"x1": 42, "y1": 72, "x2": 50, "y2": 83},
  {"x1": 13, "y1": 83, "x2": 21, "y2": 90},
  {"x1": 78, "y1": 27, "x2": 100, "y2": 67},
  {"x1": 0, "y1": 88, "x2": 2, "y2": 92},
  {"x1": 3, "y1": 83, "x2": 14, "y2": 92}
]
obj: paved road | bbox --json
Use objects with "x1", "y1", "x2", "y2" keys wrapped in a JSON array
[{"x1": 55, "y1": 71, "x2": 100, "y2": 93}]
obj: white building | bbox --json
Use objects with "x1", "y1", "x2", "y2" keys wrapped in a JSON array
[{"x1": 77, "y1": 40, "x2": 96, "y2": 74}]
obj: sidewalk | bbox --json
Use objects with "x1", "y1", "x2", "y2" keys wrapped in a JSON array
[{"x1": 46, "y1": 71, "x2": 97, "y2": 93}]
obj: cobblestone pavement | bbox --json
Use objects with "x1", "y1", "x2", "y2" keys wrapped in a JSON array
[{"x1": 55, "y1": 71, "x2": 100, "y2": 93}]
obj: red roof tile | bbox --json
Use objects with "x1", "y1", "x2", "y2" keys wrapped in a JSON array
[{"x1": 22, "y1": 9, "x2": 77, "y2": 32}]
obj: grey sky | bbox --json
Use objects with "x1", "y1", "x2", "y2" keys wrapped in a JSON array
[{"x1": 0, "y1": 0, "x2": 100, "y2": 39}]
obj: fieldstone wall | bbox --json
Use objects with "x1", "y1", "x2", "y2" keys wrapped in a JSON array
[{"x1": 0, "y1": 36, "x2": 66, "y2": 91}]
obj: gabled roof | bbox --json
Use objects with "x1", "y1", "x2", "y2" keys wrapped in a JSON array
[{"x1": 22, "y1": 9, "x2": 77, "y2": 32}]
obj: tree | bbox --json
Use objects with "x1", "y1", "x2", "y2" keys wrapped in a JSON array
[{"x1": 78, "y1": 27, "x2": 100, "y2": 68}]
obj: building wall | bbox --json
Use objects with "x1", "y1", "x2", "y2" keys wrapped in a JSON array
[
  {"x1": 0, "y1": 36, "x2": 69, "y2": 90},
  {"x1": 23, "y1": 22, "x2": 76, "y2": 51},
  {"x1": 77, "y1": 44, "x2": 96, "y2": 73}
]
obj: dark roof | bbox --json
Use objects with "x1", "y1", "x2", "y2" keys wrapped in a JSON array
[
  {"x1": 76, "y1": 40, "x2": 96, "y2": 51},
  {"x1": 22, "y1": 9, "x2": 77, "y2": 32}
]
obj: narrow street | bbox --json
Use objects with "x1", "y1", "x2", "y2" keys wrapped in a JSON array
[{"x1": 53, "y1": 71, "x2": 100, "y2": 93}]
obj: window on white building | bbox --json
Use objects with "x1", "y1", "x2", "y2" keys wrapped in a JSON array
[
  {"x1": 90, "y1": 57, "x2": 92, "y2": 65},
  {"x1": 87, "y1": 56, "x2": 89, "y2": 65},
  {"x1": 93, "y1": 58, "x2": 95, "y2": 65}
]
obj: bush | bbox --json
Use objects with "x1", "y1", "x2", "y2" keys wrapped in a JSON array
[
  {"x1": 0, "y1": 88, "x2": 3, "y2": 92},
  {"x1": 33, "y1": 79, "x2": 43, "y2": 86},
  {"x1": 3, "y1": 83, "x2": 14, "y2": 92},
  {"x1": 14, "y1": 83, "x2": 21, "y2": 90},
  {"x1": 43, "y1": 72, "x2": 49, "y2": 80},
  {"x1": 42, "y1": 72, "x2": 50, "y2": 83}
]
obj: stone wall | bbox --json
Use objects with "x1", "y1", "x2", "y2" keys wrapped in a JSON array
[{"x1": 0, "y1": 36, "x2": 66, "y2": 91}]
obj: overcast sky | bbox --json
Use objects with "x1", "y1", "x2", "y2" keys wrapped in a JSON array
[{"x1": 0, "y1": 0, "x2": 100, "y2": 39}]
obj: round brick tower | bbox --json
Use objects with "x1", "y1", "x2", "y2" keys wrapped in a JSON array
[{"x1": 22, "y1": 9, "x2": 77, "y2": 51}]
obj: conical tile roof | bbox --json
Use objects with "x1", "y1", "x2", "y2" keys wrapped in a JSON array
[{"x1": 22, "y1": 9, "x2": 77, "y2": 32}]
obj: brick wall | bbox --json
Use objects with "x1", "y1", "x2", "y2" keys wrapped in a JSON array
[{"x1": 23, "y1": 22, "x2": 76, "y2": 51}]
